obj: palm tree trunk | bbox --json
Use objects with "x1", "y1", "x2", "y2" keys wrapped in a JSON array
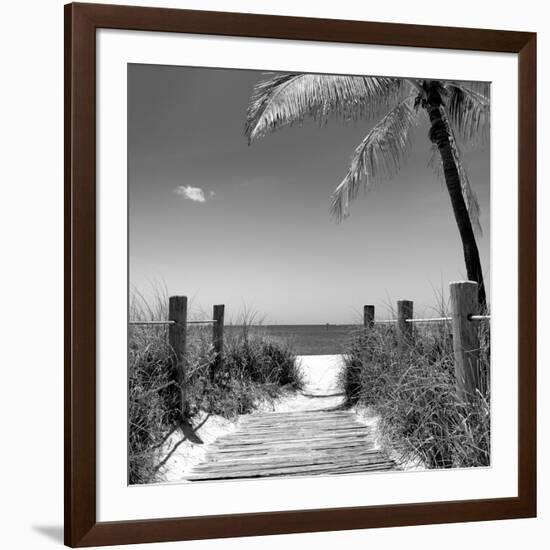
[{"x1": 424, "y1": 82, "x2": 487, "y2": 308}]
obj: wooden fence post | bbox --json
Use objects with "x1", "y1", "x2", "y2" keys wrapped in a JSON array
[
  {"x1": 363, "y1": 305, "x2": 375, "y2": 329},
  {"x1": 168, "y1": 296, "x2": 187, "y2": 417},
  {"x1": 450, "y1": 281, "x2": 480, "y2": 402},
  {"x1": 397, "y1": 300, "x2": 413, "y2": 352},
  {"x1": 213, "y1": 304, "x2": 225, "y2": 367}
]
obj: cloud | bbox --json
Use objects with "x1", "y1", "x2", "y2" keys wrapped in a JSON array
[{"x1": 174, "y1": 185, "x2": 207, "y2": 203}]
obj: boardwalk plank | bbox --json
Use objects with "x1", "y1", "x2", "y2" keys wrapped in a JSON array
[
  {"x1": 207, "y1": 445, "x2": 376, "y2": 457},
  {"x1": 185, "y1": 408, "x2": 395, "y2": 481},
  {"x1": 213, "y1": 433, "x2": 374, "y2": 445},
  {"x1": 200, "y1": 451, "x2": 389, "y2": 467},
  {"x1": 187, "y1": 461, "x2": 395, "y2": 481}
]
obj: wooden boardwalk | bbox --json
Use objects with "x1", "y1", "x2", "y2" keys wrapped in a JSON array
[{"x1": 186, "y1": 409, "x2": 395, "y2": 481}]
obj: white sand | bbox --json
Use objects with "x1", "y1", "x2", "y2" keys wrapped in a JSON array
[
  {"x1": 262, "y1": 354, "x2": 346, "y2": 413},
  {"x1": 158, "y1": 412, "x2": 238, "y2": 482}
]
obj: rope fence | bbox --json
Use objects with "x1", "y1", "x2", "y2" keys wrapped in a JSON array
[
  {"x1": 374, "y1": 314, "x2": 490, "y2": 324},
  {"x1": 363, "y1": 281, "x2": 489, "y2": 402},
  {"x1": 128, "y1": 280, "x2": 488, "y2": 414}
]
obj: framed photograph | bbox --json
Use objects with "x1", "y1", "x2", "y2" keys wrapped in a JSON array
[{"x1": 64, "y1": 2, "x2": 536, "y2": 547}]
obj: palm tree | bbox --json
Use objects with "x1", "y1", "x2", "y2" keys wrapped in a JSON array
[{"x1": 245, "y1": 75, "x2": 489, "y2": 307}]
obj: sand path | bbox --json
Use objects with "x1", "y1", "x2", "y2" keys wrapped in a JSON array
[{"x1": 266, "y1": 354, "x2": 346, "y2": 413}]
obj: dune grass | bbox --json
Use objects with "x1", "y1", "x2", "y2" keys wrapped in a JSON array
[
  {"x1": 128, "y1": 291, "x2": 303, "y2": 484},
  {"x1": 340, "y1": 315, "x2": 490, "y2": 469}
]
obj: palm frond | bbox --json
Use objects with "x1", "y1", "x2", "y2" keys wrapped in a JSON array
[
  {"x1": 429, "y1": 109, "x2": 483, "y2": 236},
  {"x1": 450, "y1": 80, "x2": 490, "y2": 98},
  {"x1": 444, "y1": 82, "x2": 490, "y2": 145},
  {"x1": 330, "y1": 96, "x2": 417, "y2": 221},
  {"x1": 245, "y1": 73, "x2": 404, "y2": 143}
]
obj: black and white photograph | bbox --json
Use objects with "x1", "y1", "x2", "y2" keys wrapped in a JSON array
[
  {"x1": 128, "y1": 65, "x2": 491, "y2": 485},
  {"x1": 2, "y1": 0, "x2": 545, "y2": 546}
]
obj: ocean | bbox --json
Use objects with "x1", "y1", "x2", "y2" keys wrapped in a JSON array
[{"x1": 225, "y1": 324, "x2": 360, "y2": 355}]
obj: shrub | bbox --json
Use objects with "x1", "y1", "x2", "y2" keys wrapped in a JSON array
[
  {"x1": 340, "y1": 322, "x2": 490, "y2": 469},
  {"x1": 184, "y1": 329, "x2": 303, "y2": 418}
]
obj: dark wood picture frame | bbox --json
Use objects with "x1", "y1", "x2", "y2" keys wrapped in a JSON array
[{"x1": 64, "y1": 2, "x2": 537, "y2": 547}]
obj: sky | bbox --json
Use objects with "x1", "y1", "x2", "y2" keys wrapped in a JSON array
[{"x1": 128, "y1": 64, "x2": 490, "y2": 324}]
